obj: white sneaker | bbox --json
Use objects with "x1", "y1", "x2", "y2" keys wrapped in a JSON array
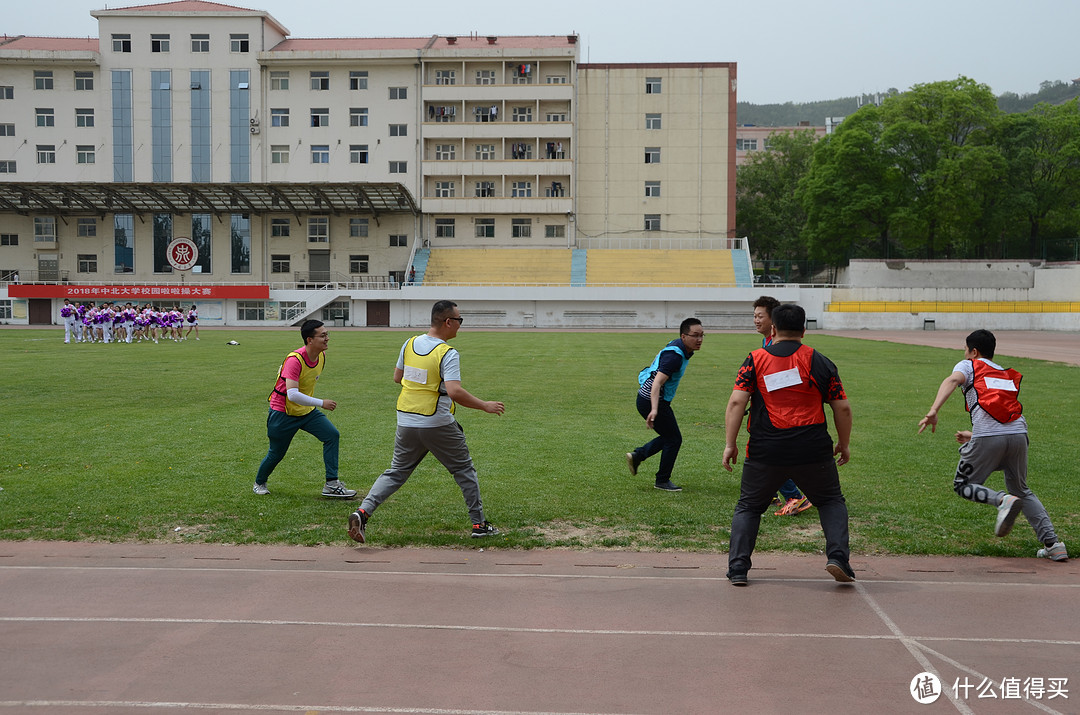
[
  {"x1": 1036, "y1": 541, "x2": 1068, "y2": 562},
  {"x1": 994, "y1": 494, "x2": 1022, "y2": 537},
  {"x1": 321, "y1": 480, "x2": 358, "y2": 499},
  {"x1": 252, "y1": 483, "x2": 270, "y2": 495}
]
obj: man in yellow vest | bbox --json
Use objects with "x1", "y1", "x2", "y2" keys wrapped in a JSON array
[
  {"x1": 348, "y1": 300, "x2": 504, "y2": 542},
  {"x1": 253, "y1": 319, "x2": 357, "y2": 499}
]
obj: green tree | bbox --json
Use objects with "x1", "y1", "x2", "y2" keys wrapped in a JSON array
[{"x1": 735, "y1": 129, "x2": 819, "y2": 264}]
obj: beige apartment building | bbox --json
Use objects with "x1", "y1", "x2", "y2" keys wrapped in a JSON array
[{"x1": 0, "y1": 0, "x2": 736, "y2": 326}]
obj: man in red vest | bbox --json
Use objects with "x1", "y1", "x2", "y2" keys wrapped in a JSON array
[
  {"x1": 722, "y1": 303, "x2": 855, "y2": 586},
  {"x1": 919, "y1": 329, "x2": 1067, "y2": 562}
]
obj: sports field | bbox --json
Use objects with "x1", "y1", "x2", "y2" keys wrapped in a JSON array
[{"x1": 1, "y1": 327, "x2": 1076, "y2": 557}]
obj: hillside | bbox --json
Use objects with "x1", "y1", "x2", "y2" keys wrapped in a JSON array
[{"x1": 737, "y1": 79, "x2": 1080, "y2": 127}]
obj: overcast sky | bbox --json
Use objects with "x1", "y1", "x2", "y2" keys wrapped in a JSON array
[{"x1": 6, "y1": 0, "x2": 1077, "y2": 104}]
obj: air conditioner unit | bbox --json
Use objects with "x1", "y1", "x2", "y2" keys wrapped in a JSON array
[
  {"x1": 250, "y1": 118, "x2": 259, "y2": 126},
  {"x1": 250, "y1": 126, "x2": 260, "y2": 134}
]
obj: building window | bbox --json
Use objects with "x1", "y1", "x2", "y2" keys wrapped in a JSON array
[
  {"x1": 474, "y1": 218, "x2": 495, "y2": 238},
  {"x1": 271, "y1": 145, "x2": 289, "y2": 164},
  {"x1": 310, "y1": 108, "x2": 329, "y2": 127},
  {"x1": 512, "y1": 107, "x2": 533, "y2": 122},
  {"x1": 476, "y1": 70, "x2": 495, "y2": 85},
  {"x1": 0, "y1": 234, "x2": 17, "y2": 246},
  {"x1": 151, "y1": 34, "x2": 170, "y2": 52},
  {"x1": 75, "y1": 108, "x2": 95, "y2": 127},
  {"x1": 36, "y1": 145, "x2": 56, "y2": 164},
  {"x1": 736, "y1": 138, "x2": 759, "y2": 151},
  {"x1": 389, "y1": 161, "x2": 407, "y2": 173},
  {"x1": 309, "y1": 71, "x2": 330, "y2": 91},
  {"x1": 76, "y1": 218, "x2": 97, "y2": 236},
  {"x1": 308, "y1": 217, "x2": 329, "y2": 243},
  {"x1": 231, "y1": 214, "x2": 251, "y2": 274},
  {"x1": 0, "y1": 299, "x2": 10, "y2": 319},
  {"x1": 645, "y1": 147, "x2": 661, "y2": 164},
  {"x1": 545, "y1": 224, "x2": 565, "y2": 239},
  {"x1": 389, "y1": 234, "x2": 407, "y2": 247},
  {"x1": 644, "y1": 214, "x2": 661, "y2": 231},
  {"x1": 511, "y1": 181, "x2": 532, "y2": 198},
  {"x1": 35, "y1": 217, "x2": 56, "y2": 242},
  {"x1": 230, "y1": 34, "x2": 249, "y2": 53},
  {"x1": 74, "y1": 71, "x2": 94, "y2": 90},
  {"x1": 77, "y1": 254, "x2": 98, "y2": 273},
  {"x1": 389, "y1": 124, "x2": 407, "y2": 136},
  {"x1": 389, "y1": 86, "x2": 407, "y2": 100},
  {"x1": 349, "y1": 144, "x2": 368, "y2": 164},
  {"x1": 311, "y1": 145, "x2": 330, "y2": 163},
  {"x1": 112, "y1": 34, "x2": 132, "y2": 53},
  {"x1": 435, "y1": 70, "x2": 456, "y2": 85},
  {"x1": 271, "y1": 218, "x2": 291, "y2": 237},
  {"x1": 646, "y1": 113, "x2": 662, "y2": 130},
  {"x1": 0, "y1": 124, "x2": 13, "y2": 137},
  {"x1": 0, "y1": 86, "x2": 13, "y2": 99},
  {"x1": 435, "y1": 144, "x2": 456, "y2": 160},
  {"x1": 270, "y1": 71, "x2": 289, "y2": 90},
  {"x1": 33, "y1": 71, "x2": 54, "y2": 90},
  {"x1": 434, "y1": 181, "x2": 455, "y2": 197},
  {"x1": 475, "y1": 144, "x2": 495, "y2": 160},
  {"x1": 645, "y1": 181, "x2": 661, "y2": 197},
  {"x1": 191, "y1": 33, "x2": 210, "y2": 52},
  {"x1": 236, "y1": 301, "x2": 265, "y2": 320},
  {"x1": 36, "y1": 108, "x2": 54, "y2": 127},
  {"x1": 511, "y1": 143, "x2": 532, "y2": 159},
  {"x1": 76, "y1": 145, "x2": 95, "y2": 164},
  {"x1": 646, "y1": 77, "x2": 662, "y2": 94},
  {"x1": 349, "y1": 254, "x2": 368, "y2": 273},
  {"x1": 349, "y1": 107, "x2": 368, "y2": 127},
  {"x1": 512, "y1": 218, "x2": 531, "y2": 238},
  {"x1": 271, "y1": 254, "x2": 290, "y2": 273},
  {"x1": 349, "y1": 71, "x2": 368, "y2": 90},
  {"x1": 349, "y1": 218, "x2": 369, "y2": 237},
  {"x1": 0, "y1": 161, "x2": 16, "y2": 173},
  {"x1": 270, "y1": 108, "x2": 289, "y2": 127},
  {"x1": 475, "y1": 181, "x2": 494, "y2": 198},
  {"x1": 546, "y1": 112, "x2": 567, "y2": 123},
  {"x1": 435, "y1": 218, "x2": 455, "y2": 237},
  {"x1": 546, "y1": 75, "x2": 567, "y2": 84}
]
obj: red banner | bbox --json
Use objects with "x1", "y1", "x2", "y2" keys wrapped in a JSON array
[{"x1": 8, "y1": 285, "x2": 270, "y2": 299}]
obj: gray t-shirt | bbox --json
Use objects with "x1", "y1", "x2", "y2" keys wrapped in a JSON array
[
  {"x1": 954, "y1": 358, "x2": 1027, "y2": 437},
  {"x1": 396, "y1": 334, "x2": 461, "y2": 428}
]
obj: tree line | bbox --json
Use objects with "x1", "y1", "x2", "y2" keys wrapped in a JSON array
[{"x1": 736, "y1": 77, "x2": 1080, "y2": 275}]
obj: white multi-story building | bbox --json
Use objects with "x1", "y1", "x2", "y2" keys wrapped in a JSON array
[{"x1": 0, "y1": 0, "x2": 737, "y2": 327}]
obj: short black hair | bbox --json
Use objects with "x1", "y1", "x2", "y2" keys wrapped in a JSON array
[
  {"x1": 431, "y1": 300, "x2": 458, "y2": 325},
  {"x1": 301, "y1": 319, "x2": 324, "y2": 343},
  {"x1": 753, "y1": 295, "x2": 780, "y2": 315},
  {"x1": 679, "y1": 317, "x2": 702, "y2": 335},
  {"x1": 966, "y1": 329, "x2": 996, "y2": 359},
  {"x1": 771, "y1": 303, "x2": 805, "y2": 333}
]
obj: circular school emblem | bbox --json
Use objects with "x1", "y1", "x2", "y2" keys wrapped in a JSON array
[{"x1": 167, "y1": 237, "x2": 199, "y2": 271}]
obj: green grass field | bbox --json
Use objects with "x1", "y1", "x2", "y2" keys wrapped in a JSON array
[{"x1": 1, "y1": 327, "x2": 1075, "y2": 557}]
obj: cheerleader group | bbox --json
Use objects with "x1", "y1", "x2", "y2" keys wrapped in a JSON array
[{"x1": 60, "y1": 299, "x2": 200, "y2": 344}]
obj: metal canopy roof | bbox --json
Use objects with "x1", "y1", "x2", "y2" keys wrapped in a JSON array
[{"x1": 0, "y1": 182, "x2": 418, "y2": 224}]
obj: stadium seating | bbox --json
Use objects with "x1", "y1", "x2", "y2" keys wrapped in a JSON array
[{"x1": 585, "y1": 250, "x2": 738, "y2": 286}]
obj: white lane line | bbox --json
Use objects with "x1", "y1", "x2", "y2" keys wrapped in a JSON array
[
  {"x1": 1, "y1": 616, "x2": 1079, "y2": 646},
  {"x1": 0, "y1": 702, "x2": 642, "y2": 714}
]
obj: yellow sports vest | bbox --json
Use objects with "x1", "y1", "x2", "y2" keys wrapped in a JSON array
[
  {"x1": 269, "y1": 349, "x2": 324, "y2": 417},
  {"x1": 396, "y1": 337, "x2": 455, "y2": 416}
]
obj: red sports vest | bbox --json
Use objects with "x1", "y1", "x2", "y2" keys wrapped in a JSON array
[
  {"x1": 966, "y1": 360, "x2": 1023, "y2": 424},
  {"x1": 750, "y1": 344, "x2": 826, "y2": 430}
]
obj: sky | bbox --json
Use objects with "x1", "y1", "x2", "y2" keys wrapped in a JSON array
[{"x1": 5, "y1": 0, "x2": 1078, "y2": 104}]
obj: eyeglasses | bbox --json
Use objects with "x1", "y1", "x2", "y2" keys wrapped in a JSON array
[
  {"x1": 684, "y1": 332, "x2": 705, "y2": 339},
  {"x1": 447, "y1": 316, "x2": 464, "y2": 324}
]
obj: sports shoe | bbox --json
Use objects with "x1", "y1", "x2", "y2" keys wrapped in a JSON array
[
  {"x1": 775, "y1": 497, "x2": 811, "y2": 516},
  {"x1": 471, "y1": 521, "x2": 500, "y2": 538},
  {"x1": 252, "y1": 482, "x2": 270, "y2": 495},
  {"x1": 654, "y1": 481, "x2": 682, "y2": 492},
  {"x1": 994, "y1": 494, "x2": 1023, "y2": 537},
  {"x1": 770, "y1": 494, "x2": 784, "y2": 507},
  {"x1": 347, "y1": 509, "x2": 368, "y2": 543},
  {"x1": 322, "y1": 480, "x2": 358, "y2": 499},
  {"x1": 826, "y1": 559, "x2": 856, "y2": 583},
  {"x1": 1036, "y1": 541, "x2": 1068, "y2": 562},
  {"x1": 728, "y1": 572, "x2": 748, "y2": 587},
  {"x1": 625, "y1": 452, "x2": 640, "y2": 476}
]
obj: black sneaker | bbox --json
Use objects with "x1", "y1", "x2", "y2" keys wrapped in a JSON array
[
  {"x1": 728, "y1": 572, "x2": 748, "y2": 587},
  {"x1": 826, "y1": 559, "x2": 856, "y2": 583},
  {"x1": 347, "y1": 509, "x2": 368, "y2": 543},
  {"x1": 471, "y1": 521, "x2": 500, "y2": 538},
  {"x1": 654, "y1": 481, "x2": 682, "y2": 492}
]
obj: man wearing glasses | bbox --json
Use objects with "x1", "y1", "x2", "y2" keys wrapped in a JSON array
[
  {"x1": 626, "y1": 317, "x2": 704, "y2": 491},
  {"x1": 349, "y1": 300, "x2": 505, "y2": 542}
]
